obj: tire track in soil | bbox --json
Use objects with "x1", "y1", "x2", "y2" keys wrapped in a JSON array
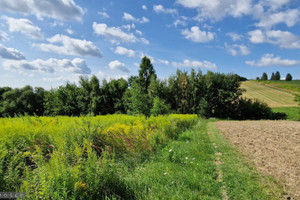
[{"x1": 212, "y1": 142, "x2": 229, "y2": 200}]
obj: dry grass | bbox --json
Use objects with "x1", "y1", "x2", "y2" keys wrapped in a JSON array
[
  {"x1": 241, "y1": 81, "x2": 298, "y2": 107},
  {"x1": 215, "y1": 121, "x2": 300, "y2": 200}
]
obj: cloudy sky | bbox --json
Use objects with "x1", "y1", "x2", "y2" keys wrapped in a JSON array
[{"x1": 0, "y1": 0, "x2": 300, "y2": 89}]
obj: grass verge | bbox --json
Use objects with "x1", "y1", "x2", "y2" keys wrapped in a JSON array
[{"x1": 126, "y1": 120, "x2": 222, "y2": 199}]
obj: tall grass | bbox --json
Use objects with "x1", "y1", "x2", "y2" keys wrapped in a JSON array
[{"x1": 0, "y1": 114, "x2": 197, "y2": 199}]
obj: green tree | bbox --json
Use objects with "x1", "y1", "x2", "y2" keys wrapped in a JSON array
[
  {"x1": 261, "y1": 72, "x2": 268, "y2": 81},
  {"x1": 138, "y1": 56, "x2": 156, "y2": 93},
  {"x1": 150, "y1": 97, "x2": 170, "y2": 116},
  {"x1": 90, "y1": 75, "x2": 101, "y2": 115},
  {"x1": 286, "y1": 73, "x2": 292, "y2": 81},
  {"x1": 274, "y1": 71, "x2": 281, "y2": 80},
  {"x1": 127, "y1": 81, "x2": 150, "y2": 116},
  {"x1": 270, "y1": 72, "x2": 275, "y2": 80}
]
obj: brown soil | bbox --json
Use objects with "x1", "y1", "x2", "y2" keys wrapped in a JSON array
[{"x1": 215, "y1": 121, "x2": 300, "y2": 200}]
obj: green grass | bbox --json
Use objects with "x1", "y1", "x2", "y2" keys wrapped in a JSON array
[
  {"x1": 260, "y1": 80, "x2": 300, "y2": 93},
  {"x1": 272, "y1": 107, "x2": 300, "y2": 120},
  {"x1": 124, "y1": 119, "x2": 284, "y2": 199},
  {"x1": 241, "y1": 81, "x2": 298, "y2": 107},
  {"x1": 207, "y1": 121, "x2": 284, "y2": 200}
]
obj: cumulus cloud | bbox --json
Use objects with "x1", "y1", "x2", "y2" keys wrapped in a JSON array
[
  {"x1": 177, "y1": 0, "x2": 253, "y2": 21},
  {"x1": 93, "y1": 22, "x2": 138, "y2": 44},
  {"x1": 123, "y1": 12, "x2": 149, "y2": 23},
  {"x1": 153, "y1": 5, "x2": 177, "y2": 15},
  {"x1": 0, "y1": 44, "x2": 26, "y2": 60},
  {"x1": 3, "y1": 58, "x2": 91, "y2": 74},
  {"x1": 36, "y1": 34, "x2": 102, "y2": 58},
  {"x1": 248, "y1": 29, "x2": 300, "y2": 48},
  {"x1": 172, "y1": 59, "x2": 217, "y2": 69},
  {"x1": 142, "y1": 5, "x2": 147, "y2": 10},
  {"x1": 0, "y1": 32, "x2": 9, "y2": 41},
  {"x1": 98, "y1": 11, "x2": 109, "y2": 18},
  {"x1": 264, "y1": 0, "x2": 290, "y2": 10},
  {"x1": 114, "y1": 46, "x2": 136, "y2": 57},
  {"x1": 0, "y1": 0, "x2": 84, "y2": 21},
  {"x1": 158, "y1": 59, "x2": 170, "y2": 65},
  {"x1": 182, "y1": 26, "x2": 214, "y2": 43},
  {"x1": 2, "y1": 16, "x2": 44, "y2": 39},
  {"x1": 226, "y1": 33, "x2": 243, "y2": 41},
  {"x1": 225, "y1": 43, "x2": 250, "y2": 56},
  {"x1": 256, "y1": 9, "x2": 300, "y2": 28},
  {"x1": 65, "y1": 28, "x2": 74, "y2": 35},
  {"x1": 108, "y1": 60, "x2": 130, "y2": 73},
  {"x1": 246, "y1": 54, "x2": 299, "y2": 67}
]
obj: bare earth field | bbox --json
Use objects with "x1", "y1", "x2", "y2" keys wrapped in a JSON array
[{"x1": 215, "y1": 121, "x2": 300, "y2": 200}]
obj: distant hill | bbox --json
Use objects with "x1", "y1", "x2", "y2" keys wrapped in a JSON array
[{"x1": 241, "y1": 81, "x2": 299, "y2": 108}]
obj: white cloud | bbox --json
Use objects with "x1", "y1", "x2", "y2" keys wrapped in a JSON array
[
  {"x1": 2, "y1": 16, "x2": 44, "y2": 39},
  {"x1": 174, "y1": 19, "x2": 187, "y2": 27},
  {"x1": 0, "y1": 32, "x2": 9, "y2": 41},
  {"x1": 248, "y1": 29, "x2": 300, "y2": 49},
  {"x1": 0, "y1": 0, "x2": 84, "y2": 21},
  {"x1": 177, "y1": 0, "x2": 253, "y2": 21},
  {"x1": 123, "y1": 12, "x2": 149, "y2": 23},
  {"x1": 98, "y1": 11, "x2": 109, "y2": 18},
  {"x1": 65, "y1": 28, "x2": 74, "y2": 35},
  {"x1": 136, "y1": 30, "x2": 143, "y2": 36},
  {"x1": 108, "y1": 60, "x2": 130, "y2": 73},
  {"x1": 246, "y1": 54, "x2": 299, "y2": 67},
  {"x1": 153, "y1": 5, "x2": 177, "y2": 15},
  {"x1": 158, "y1": 59, "x2": 170, "y2": 65},
  {"x1": 3, "y1": 58, "x2": 91, "y2": 74},
  {"x1": 0, "y1": 44, "x2": 26, "y2": 60},
  {"x1": 172, "y1": 59, "x2": 217, "y2": 69},
  {"x1": 225, "y1": 43, "x2": 250, "y2": 56},
  {"x1": 181, "y1": 26, "x2": 214, "y2": 43},
  {"x1": 256, "y1": 9, "x2": 300, "y2": 28},
  {"x1": 226, "y1": 33, "x2": 243, "y2": 41},
  {"x1": 264, "y1": 0, "x2": 290, "y2": 10},
  {"x1": 140, "y1": 38, "x2": 149, "y2": 45},
  {"x1": 142, "y1": 5, "x2": 147, "y2": 10},
  {"x1": 114, "y1": 46, "x2": 136, "y2": 57},
  {"x1": 93, "y1": 22, "x2": 138, "y2": 44},
  {"x1": 36, "y1": 34, "x2": 102, "y2": 58}
]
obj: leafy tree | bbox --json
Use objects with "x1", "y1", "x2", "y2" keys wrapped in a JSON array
[
  {"x1": 150, "y1": 97, "x2": 170, "y2": 116},
  {"x1": 127, "y1": 81, "x2": 150, "y2": 116},
  {"x1": 286, "y1": 73, "x2": 292, "y2": 81},
  {"x1": 274, "y1": 71, "x2": 280, "y2": 80},
  {"x1": 261, "y1": 72, "x2": 268, "y2": 81},
  {"x1": 90, "y1": 75, "x2": 101, "y2": 115},
  {"x1": 270, "y1": 72, "x2": 275, "y2": 80},
  {"x1": 138, "y1": 56, "x2": 156, "y2": 93}
]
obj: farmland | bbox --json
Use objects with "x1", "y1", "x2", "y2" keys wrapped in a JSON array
[
  {"x1": 215, "y1": 121, "x2": 300, "y2": 200},
  {"x1": 241, "y1": 81, "x2": 298, "y2": 108}
]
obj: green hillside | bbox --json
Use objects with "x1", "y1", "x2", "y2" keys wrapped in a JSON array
[{"x1": 241, "y1": 81, "x2": 298, "y2": 108}]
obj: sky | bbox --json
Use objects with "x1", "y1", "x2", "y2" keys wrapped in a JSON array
[{"x1": 0, "y1": 0, "x2": 300, "y2": 89}]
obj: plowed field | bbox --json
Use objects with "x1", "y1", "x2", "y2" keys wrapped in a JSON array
[{"x1": 215, "y1": 121, "x2": 300, "y2": 200}]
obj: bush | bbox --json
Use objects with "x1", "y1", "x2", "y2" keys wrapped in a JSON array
[
  {"x1": 232, "y1": 98, "x2": 287, "y2": 120},
  {"x1": 150, "y1": 97, "x2": 170, "y2": 116}
]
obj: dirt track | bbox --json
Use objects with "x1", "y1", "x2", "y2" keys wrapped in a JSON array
[{"x1": 215, "y1": 121, "x2": 300, "y2": 200}]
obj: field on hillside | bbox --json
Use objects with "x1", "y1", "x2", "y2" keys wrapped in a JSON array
[
  {"x1": 261, "y1": 80, "x2": 300, "y2": 93},
  {"x1": 241, "y1": 81, "x2": 298, "y2": 107},
  {"x1": 215, "y1": 121, "x2": 300, "y2": 200}
]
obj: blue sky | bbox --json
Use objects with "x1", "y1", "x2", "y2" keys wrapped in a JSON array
[{"x1": 0, "y1": 0, "x2": 300, "y2": 89}]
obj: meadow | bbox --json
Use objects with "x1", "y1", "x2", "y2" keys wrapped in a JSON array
[
  {"x1": 0, "y1": 115, "x2": 286, "y2": 199},
  {"x1": 0, "y1": 114, "x2": 198, "y2": 199}
]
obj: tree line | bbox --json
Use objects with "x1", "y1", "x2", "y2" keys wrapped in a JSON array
[
  {"x1": 0, "y1": 57, "x2": 286, "y2": 120},
  {"x1": 258, "y1": 71, "x2": 293, "y2": 81}
]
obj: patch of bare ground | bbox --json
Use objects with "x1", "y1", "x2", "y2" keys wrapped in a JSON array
[{"x1": 215, "y1": 121, "x2": 300, "y2": 200}]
